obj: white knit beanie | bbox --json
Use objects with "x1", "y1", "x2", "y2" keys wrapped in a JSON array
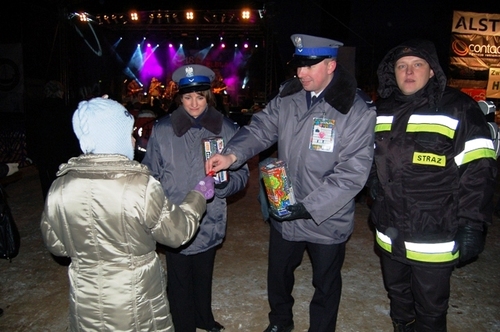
[{"x1": 72, "y1": 96, "x2": 135, "y2": 159}]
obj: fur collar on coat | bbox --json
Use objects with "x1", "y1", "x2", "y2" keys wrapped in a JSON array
[
  {"x1": 170, "y1": 106, "x2": 224, "y2": 137},
  {"x1": 278, "y1": 63, "x2": 357, "y2": 115}
]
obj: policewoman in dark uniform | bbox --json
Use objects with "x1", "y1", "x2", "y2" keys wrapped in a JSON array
[
  {"x1": 369, "y1": 39, "x2": 497, "y2": 332},
  {"x1": 142, "y1": 65, "x2": 249, "y2": 332}
]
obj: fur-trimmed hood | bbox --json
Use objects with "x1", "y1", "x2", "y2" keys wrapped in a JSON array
[{"x1": 278, "y1": 63, "x2": 357, "y2": 114}]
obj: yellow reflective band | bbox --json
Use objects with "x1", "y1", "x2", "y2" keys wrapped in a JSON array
[
  {"x1": 375, "y1": 123, "x2": 391, "y2": 132},
  {"x1": 412, "y1": 152, "x2": 446, "y2": 167},
  {"x1": 375, "y1": 116, "x2": 393, "y2": 133},
  {"x1": 406, "y1": 123, "x2": 455, "y2": 139},
  {"x1": 454, "y1": 138, "x2": 497, "y2": 166},
  {"x1": 376, "y1": 229, "x2": 459, "y2": 263},
  {"x1": 406, "y1": 250, "x2": 459, "y2": 263},
  {"x1": 376, "y1": 230, "x2": 392, "y2": 253},
  {"x1": 407, "y1": 115, "x2": 458, "y2": 139}
]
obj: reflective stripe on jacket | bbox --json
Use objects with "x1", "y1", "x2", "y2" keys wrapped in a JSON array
[{"x1": 376, "y1": 229, "x2": 459, "y2": 263}]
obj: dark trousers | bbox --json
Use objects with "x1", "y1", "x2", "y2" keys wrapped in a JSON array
[
  {"x1": 166, "y1": 247, "x2": 217, "y2": 332},
  {"x1": 381, "y1": 254, "x2": 454, "y2": 332},
  {"x1": 267, "y1": 224, "x2": 346, "y2": 332}
]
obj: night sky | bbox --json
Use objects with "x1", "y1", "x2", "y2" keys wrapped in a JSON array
[{"x1": 3, "y1": 0, "x2": 500, "y2": 93}]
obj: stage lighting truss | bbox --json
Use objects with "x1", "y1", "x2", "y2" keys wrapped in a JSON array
[
  {"x1": 87, "y1": 8, "x2": 263, "y2": 28},
  {"x1": 70, "y1": 8, "x2": 265, "y2": 48}
]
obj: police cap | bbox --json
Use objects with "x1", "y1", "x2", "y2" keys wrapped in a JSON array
[
  {"x1": 172, "y1": 64, "x2": 215, "y2": 94},
  {"x1": 288, "y1": 34, "x2": 343, "y2": 67}
]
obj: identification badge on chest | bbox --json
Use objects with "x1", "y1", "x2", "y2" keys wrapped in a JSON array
[{"x1": 309, "y1": 117, "x2": 336, "y2": 152}]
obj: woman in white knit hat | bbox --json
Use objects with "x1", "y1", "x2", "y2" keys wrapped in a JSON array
[{"x1": 40, "y1": 95, "x2": 215, "y2": 332}]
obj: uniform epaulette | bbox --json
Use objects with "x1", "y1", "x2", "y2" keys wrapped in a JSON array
[{"x1": 356, "y1": 88, "x2": 375, "y2": 108}]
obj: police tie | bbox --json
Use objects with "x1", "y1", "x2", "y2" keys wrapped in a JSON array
[{"x1": 311, "y1": 96, "x2": 317, "y2": 104}]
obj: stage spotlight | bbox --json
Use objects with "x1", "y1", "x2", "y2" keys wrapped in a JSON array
[
  {"x1": 77, "y1": 12, "x2": 89, "y2": 22},
  {"x1": 228, "y1": 14, "x2": 235, "y2": 23},
  {"x1": 111, "y1": 14, "x2": 118, "y2": 24},
  {"x1": 186, "y1": 11, "x2": 194, "y2": 20},
  {"x1": 196, "y1": 36, "x2": 199, "y2": 41},
  {"x1": 242, "y1": 10, "x2": 250, "y2": 20},
  {"x1": 221, "y1": 14, "x2": 226, "y2": 23},
  {"x1": 130, "y1": 11, "x2": 138, "y2": 21},
  {"x1": 103, "y1": 15, "x2": 110, "y2": 24},
  {"x1": 148, "y1": 13, "x2": 154, "y2": 24},
  {"x1": 119, "y1": 15, "x2": 127, "y2": 24},
  {"x1": 204, "y1": 14, "x2": 211, "y2": 23},
  {"x1": 96, "y1": 15, "x2": 103, "y2": 25},
  {"x1": 221, "y1": 43, "x2": 226, "y2": 48},
  {"x1": 234, "y1": 44, "x2": 238, "y2": 48},
  {"x1": 169, "y1": 43, "x2": 173, "y2": 48},
  {"x1": 156, "y1": 12, "x2": 162, "y2": 24},
  {"x1": 244, "y1": 43, "x2": 249, "y2": 48},
  {"x1": 212, "y1": 14, "x2": 218, "y2": 23}
]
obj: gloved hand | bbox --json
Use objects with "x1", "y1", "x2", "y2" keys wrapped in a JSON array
[
  {"x1": 452, "y1": 225, "x2": 486, "y2": 264},
  {"x1": 214, "y1": 179, "x2": 229, "y2": 189},
  {"x1": 193, "y1": 175, "x2": 215, "y2": 200},
  {"x1": 7, "y1": 163, "x2": 19, "y2": 176},
  {"x1": 270, "y1": 203, "x2": 312, "y2": 222}
]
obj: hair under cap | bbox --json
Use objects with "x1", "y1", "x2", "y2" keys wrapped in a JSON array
[{"x1": 72, "y1": 96, "x2": 135, "y2": 159}]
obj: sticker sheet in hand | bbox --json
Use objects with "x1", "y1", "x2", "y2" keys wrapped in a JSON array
[
  {"x1": 202, "y1": 136, "x2": 228, "y2": 183},
  {"x1": 260, "y1": 160, "x2": 296, "y2": 217},
  {"x1": 310, "y1": 118, "x2": 336, "y2": 152}
]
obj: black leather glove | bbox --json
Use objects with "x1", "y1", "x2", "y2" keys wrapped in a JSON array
[
  {"x1": 270, "y1": 203, "x2": 312, "y2": 222},
  {"x1": 452, "y1": 225, "x2": 486, "y2": 264}
]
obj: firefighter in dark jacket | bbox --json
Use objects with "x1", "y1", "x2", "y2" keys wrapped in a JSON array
[{"x1": 368, "y1": 39, "x2": 497, "y2": 332}]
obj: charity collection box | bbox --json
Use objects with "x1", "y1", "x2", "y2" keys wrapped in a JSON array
[
  {"x1": 202, "y1": 136, "x2": 228, "y2": 183},
  {"x1": 260, "y1": 159, "x2": 296, "y2": 217}
]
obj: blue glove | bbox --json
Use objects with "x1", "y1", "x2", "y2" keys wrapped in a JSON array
[
  {"x1": 194, "y1": 176, "x2": 215, "y2": 200},
  {"x1": 270, "y1": 203, "x2": 312, "y2": 222}
]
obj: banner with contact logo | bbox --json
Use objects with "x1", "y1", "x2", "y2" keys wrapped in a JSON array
[{"x1": 449, "y1": 11, "x2": 500, "y2": 95}]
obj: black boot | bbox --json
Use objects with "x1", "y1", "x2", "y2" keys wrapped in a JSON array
[{"x1": 393, "y1": 320, "x2": 415, "y2": 332}]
